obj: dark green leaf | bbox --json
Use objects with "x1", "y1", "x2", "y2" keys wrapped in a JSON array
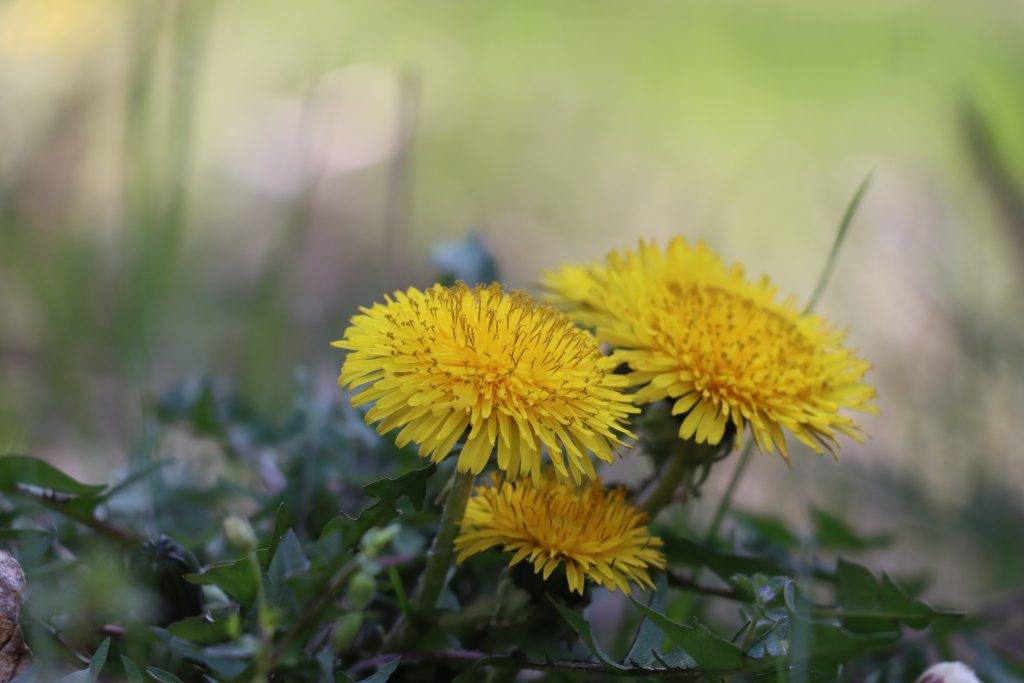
[
  {"x1": 87, "y1": 638, "x2": 110, "y2": 682},
  {"x1": 810, "y1": 507, "x2": 892, "y2": 551},
  {"x1": 784, "y1": 581, "x2": 900, "y2": 663},
  {"x1": 120, "y1": 656, "x2": 145, "y2": 683},
  {"x1": 835, "y1": 559, "x2": 961, "y2": 632},
  {"x1": 628, "y1": 597, "x2": 745, "y2": 671},
  {"x1": 626, "y1": 576, "x2": 696, "y2": 669},
  {"x1": 317, "y1": 465, "x2": 436, "y2": 563},
  {"x1": 151, "y1": 628, "x2": 257, "y2": 678},
  {"x1": 660, "y1": 534, "x2": 785, "y2": 580},
  {"x1": 361, "y1": 465, "x2": 436, "y2": 512},
  {"x1": 734, "y1": 510, "x2": 802, "y2": 549},
  {"x1": 0, "y1": 455, "x2": 106, "y2": 496},
  {"x1": 185, "y1": 549, "x2": 268, "y2": 605},
  {"x1": 549, "y1": 599, "x2": 627, "y2": 670},
  {"x1": 268, "y1": 530, "x2": 311, "y2": 593},
  {"x1": 168, "y1": 609, "x2": 241, "y2": 644}
]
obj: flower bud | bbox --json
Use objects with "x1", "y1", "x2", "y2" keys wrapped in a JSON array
[
  {"x1": 360, "y1": 524, "x2": 400, "y2": 558},
  {"x1": 331, "y1": 612, "x2": 363, "y2": 651},
  {"x1": 345, "y1": 571, "x2": 376, "y2": 610},
  {"x1": 222, "y1": 515, "x2": 257, "y2": 553}
]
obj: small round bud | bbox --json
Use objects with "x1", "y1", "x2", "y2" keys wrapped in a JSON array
[
  {"x1": 222, "y1": 515, "x2": 257, "y2": 553},
  {"x1": 360, "y1": 524, "x2": 400, "y2": 558},
  {"x1": 331, "y1": 611, "x2": 363, "y2": 651},
  {"x1": 345, "y1": 571, "x2": 377, "y2": 610}
]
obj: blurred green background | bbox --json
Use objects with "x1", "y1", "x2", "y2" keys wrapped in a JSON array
[{"x1": 2, "y1": 0, "x2": 1024, "y2": 611}]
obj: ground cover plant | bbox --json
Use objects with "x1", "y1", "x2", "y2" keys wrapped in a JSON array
[{"x1": 0, "y1": 192, "x2": 1018, "y2": 681}]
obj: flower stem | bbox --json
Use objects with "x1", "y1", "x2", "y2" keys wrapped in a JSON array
[
  {"x1": 638, "y1": 451, "x2": 691, "y2": 516},
  {"x1": 386, "y1": 468, "x2": 475, "y2": 650},
  {"x1": 703, "y1": 439, "x2": 754, "y2": 543}
]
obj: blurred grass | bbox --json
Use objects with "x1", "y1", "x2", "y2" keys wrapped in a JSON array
[{"x1": 1, "y1": 0, "x2": 1024, "y2": 602}]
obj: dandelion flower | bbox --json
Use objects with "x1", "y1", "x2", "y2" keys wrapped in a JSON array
[
  {"x1": 455, "y1": 473, "x2": 665, "y2": 594},
  {"x1": 333, "y1": 283, "x2": 637, "y2": 482},
  {"x1": 543, "y1": 238, "x2": 876, "y2": 459}
]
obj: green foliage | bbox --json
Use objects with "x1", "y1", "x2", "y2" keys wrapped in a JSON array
[{"x1": 0, "y1": 368, "x2": 998, "y2": 681}]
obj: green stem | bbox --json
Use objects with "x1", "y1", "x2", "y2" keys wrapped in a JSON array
[
  {"x1": 249, "y1": 551, "x2": 271, "y2": 683},
  {"x1": 703, "y1": 440, "x2": 754, "y2": 543},
  {"x1": 638, "y1": 452, "x2": 690, "y2": 516},
  {"x1": 386, "y1": 468, "x2": 475, "y2": 650}
]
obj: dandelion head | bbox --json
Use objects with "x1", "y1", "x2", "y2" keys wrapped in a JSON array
[
  {"x1": 455, "y1": 473, "x2": 665, "y2": 594},
  {"x1": 333, "y1": 283, "x2": 637, "y2": 482},
  {"x1": 543, "y1": 239, "x2": 876, "y2": 460}
]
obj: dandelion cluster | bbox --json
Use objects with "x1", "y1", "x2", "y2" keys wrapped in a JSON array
[
  {"x1": 455, "y1": 474, "x2": 665, "y2": 594},
  {"x1": 333, "y1": 283, "x2": 637, "y2": 482},
  {"x1": 543, "y1": 238, "x2": 876, "y2": 459}
]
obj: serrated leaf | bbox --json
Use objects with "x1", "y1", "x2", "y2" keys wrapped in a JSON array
[
  {"x1": 0, "y1": 455, "x2": 106, "y2": 496},
  {"x1": 835, "y1": 559, "x2": 961, "y2": 632},
  {"x1": 783, "y1": 581, "x2": 900, "y2": 663},
  {"x1": 549, "y1": 599, "x2": 628, "y2": 670},
  {"x1": 361, "y1": 465, "x2": 436, "y2": 512},
  {"x1": 810, "y1": 507, "x2": 892, "y2": 551},
  {"x1": 185, "y1": 549, "x2": 268, "y2": 605},
  {"x1": 317, "y1": 465, "x2": 436, "y2": 563},
  {"x1": 628, "y1": 597, "x2": 746, "y2": 671},
  {"x1": 659, "y1": 534, "x2": 785, "y2": 581}
]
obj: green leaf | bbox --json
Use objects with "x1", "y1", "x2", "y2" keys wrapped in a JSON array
[
  {"x1": 120, "y1": 656, "x2": 145, "y2": 683},
  {"x1": 810, "y1": 507, "x2": 892, "y2": 551},
  {"x1": 362, "y1": 465, "x2": 436, "y2": 512},
  {"x1": 734, "y1": 510, "x2": 801, "y2": 549},
  {"x1": 56, "y1": 638, "x2": 110, "y2": 683},
  {"x1": 87, "y1": 638, "x2": 110, "y2": 682},
  {"x1": 628, "y1": 597, "x2": 746, "y2": 671},
  {"x1": 784, "y1": 581, "x2": 900, "y2": 663},
  {"x1": 168, "y1": 609, "x2": 241, "y2": 644},
  {"x1": 835, "y1": 559, "x2": 961, "y2": 632},
  {"x1": 185, "y1": 549, "x2": 268, "y2": 605},
  {"x1": 0, "y1": 455, "x2": 106, "y2": 496},
  {"x1": 145, "y1": 668, "x2": 184, "y2": 683},
  {"x1": 317, "y1": 465, "x2": 436, "y2": 562},
  {"x1": 151, "y1": 628, "x2": 257, "y2": 679},
  {"x1": 659, "y1": 534, "x2": 785, "y2": 580},
  {"x1": 268, "y1": 529, "x2": 311, "y2": 594},
  {"x1": 549, "y1": 598, "x2": 627, "y2": 670},
  {"x1": 626, "y1": 576, "x2": 696, "y2": 669},
  {"x1": 355, "y1": 657, "x2": 401, "y2": 682}
]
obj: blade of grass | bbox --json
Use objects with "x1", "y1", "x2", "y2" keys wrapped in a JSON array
[{"x1": 803, "y1": 172, "x2": 873, "y2": 315}]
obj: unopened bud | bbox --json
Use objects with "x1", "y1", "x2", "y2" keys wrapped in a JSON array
[
  {"x1": 222, "y1": 515, "x2": 257, "y2": 553},
  {"x1": 331, "y1": 611, "x2": 363, "y2": 651},
  {"x1": 360, "y1": 524, "x2": 400, "y2": 558},
  {"x1": 346, "y1": 571, "x2": 376, "y2": 610}
]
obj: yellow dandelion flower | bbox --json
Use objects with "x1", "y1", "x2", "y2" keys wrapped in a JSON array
[
  {"x1": 542, "y1": 238, "x2": 876, "y2": 460},
  {"x1": 333, "y1": 283, "x2": 638, "y2": 482},
  {"x1": 455, "y1": 473, "x2": 665, "y2": 594}
]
